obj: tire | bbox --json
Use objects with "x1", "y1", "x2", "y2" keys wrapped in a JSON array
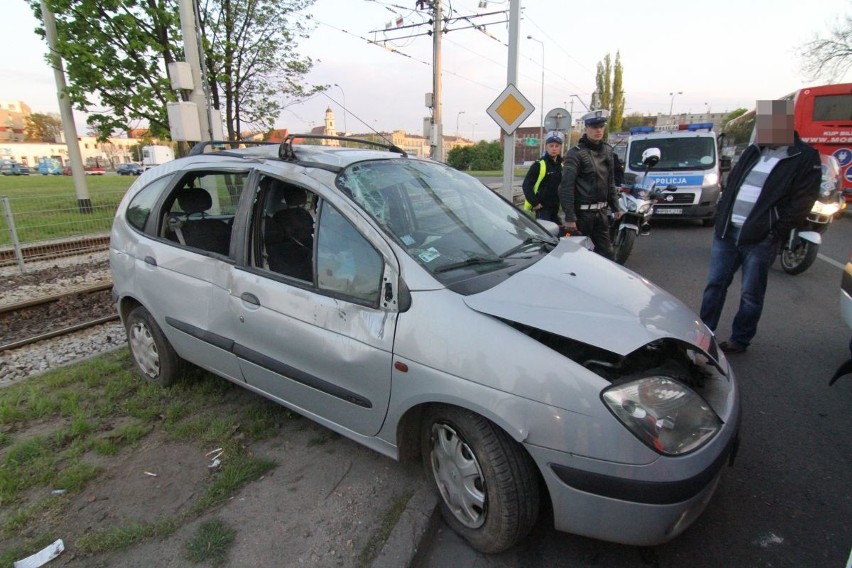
[
  {"x1": 422, "y1": 406, "x2": 539, "y2": 554},
  {"x1": 125, "y1": 306, "x2": 184, "y2": 386},
  {"x1": 702, "y1": 217, "x2": 715, "y2": 227},
  {"x1": 780, "y1": 239, "x2": 819, "y2": 275},
  {"x1": 612, "y1": 229, "x2": 636, "y2": 265}
]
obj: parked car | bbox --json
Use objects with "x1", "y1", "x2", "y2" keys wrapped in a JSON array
[
  {"x1": 0, "y1": 160, "x2": 30, "y2": 175},
  {"x1": 84, "y1": 165, "x2": 106, "y2": 175},
  {"x1": 110, "y1": 137, "x2": 740, "y2": 553},
  {"x1": 116, "y1": 163, "x2": 143, "y2": 176}
]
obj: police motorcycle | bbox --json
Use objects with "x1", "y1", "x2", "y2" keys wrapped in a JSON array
[
  {"x1": 779, "y1": 154, "x2": 846, "y2": 275},
  {"x1": 610, "y1": 148, "x2": 674, "y2": 264}
]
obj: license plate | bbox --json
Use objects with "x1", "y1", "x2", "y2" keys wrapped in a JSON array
[{"x1": 655, "y1": 208, "x2": 683, "y2": 215}]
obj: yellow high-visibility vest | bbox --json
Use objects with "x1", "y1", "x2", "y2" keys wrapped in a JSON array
[{"x1": 524, "y1": 159, "x2": 547, "y2": 214}]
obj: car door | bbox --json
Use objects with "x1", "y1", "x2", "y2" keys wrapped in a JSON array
[
  {"x1": 125, "y1": 167, "x2": 249, "y2": 382},
  {"x1": 229, "y1": 173, "x2": 400, "y2": 437}
]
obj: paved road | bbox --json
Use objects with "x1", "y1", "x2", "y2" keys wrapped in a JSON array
[{"x1": 416, "y1": 213, "x2": 852, "y2": 567}]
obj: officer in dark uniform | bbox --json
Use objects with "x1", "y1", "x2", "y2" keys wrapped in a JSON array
[{"x1": 558, "y1": 109, "x2": 621, "y2": 260}]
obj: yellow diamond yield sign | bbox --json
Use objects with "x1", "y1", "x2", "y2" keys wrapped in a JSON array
[{"x1": 487, "y1": 84, "x2": 535, "y2": 135}]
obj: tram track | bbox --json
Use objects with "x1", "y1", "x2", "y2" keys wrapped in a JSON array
[{"x1": 0, "y1": 282, "x2": 120, "y2": 353}]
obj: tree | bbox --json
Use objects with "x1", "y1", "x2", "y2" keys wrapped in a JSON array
[
  {"x1": 29, "y1": 0, "x2": 320, "y2": 141},
  {"x1": 447, "y1": 141, "x2": 502, "y2": 171},
  {"x1": 801, "y1": 15, "x2": 852, "y2": 82},
  {"x1": 200, "y1": 0, "x2": 323, "y2": 139},
  {"x1": 722, "y1": 108, "x2": 754, "y2": 145},
  {"x1": 590, "y1": 52, "x2": 625, "y2": 134},
  {"x1": 25, "y1": 113, "x2": 62, "y2": 142}
]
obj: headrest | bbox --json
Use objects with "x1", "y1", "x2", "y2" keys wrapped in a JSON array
[
  {"x1": 281, "y1": 185, "x2": 307, "y2": 207},
  {"x1": 177, "y1": 187, "x2": 212, "y2": 214},
  {"x1": 268, "y1": 180, "x2": 308, "y2": 214}
]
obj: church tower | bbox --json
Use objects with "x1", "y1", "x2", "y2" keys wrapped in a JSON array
[{"x1": 323, "y1": 107, "x2": 339, "y2": 146}]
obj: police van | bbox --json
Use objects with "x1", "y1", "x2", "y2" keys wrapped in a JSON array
[{"x1": 624, "y1": 123, "x2": 729, "y2": 226}]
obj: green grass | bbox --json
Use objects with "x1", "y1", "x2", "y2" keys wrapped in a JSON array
[
  {"x1": 0, "y1": 349, "x2": 296, "y2": 560},
  {"x1": 0, "y1": 175, "x2": 133, "y2": 246},
  {"x1": 184, "y1": 519, "x2": 236, "y2": 566}
]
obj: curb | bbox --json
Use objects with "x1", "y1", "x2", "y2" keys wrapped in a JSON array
[{"x1": 371, "y1": 483, "x2": 440, "y2": 568}]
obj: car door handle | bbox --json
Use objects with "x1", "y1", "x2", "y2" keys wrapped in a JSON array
[
  {"x1": 144, "y1": 256, "x2": 157, "y2": 266},
  {"x1": 241, "y1": 292, "x2": 260, "y2": 306}
]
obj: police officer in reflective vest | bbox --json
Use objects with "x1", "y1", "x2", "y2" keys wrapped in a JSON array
[
  {"x1": 559, "y1": 109, "x2": 621, "y2": 260},
  {"x1": 522, "y1": 131, "x2": 563, "y2": 223}
]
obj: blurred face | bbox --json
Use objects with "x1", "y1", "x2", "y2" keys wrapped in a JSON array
[
  {"x1": 754, "y1": 99, "x2": 794, "y2": 147},
  {"x1": 585, "y1": 123, "x2": 606, "y2": 142},
  {"x1": 545, "y1": 141, "x2": 562, "y2": 157}
]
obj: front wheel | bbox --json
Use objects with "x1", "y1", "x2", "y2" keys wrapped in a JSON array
[
  {"x1": 125, "y1": 306, "x2": 184, "y2": 386},
  {"x1": 422, "y1": 406, "x2": 540, "y2": 554},
  {"x1": 612, "y1": 229, "x2": 637, "y2": 265},
  {"x1": 780, "y1": 238, "x2": 819, "y2": 275}
]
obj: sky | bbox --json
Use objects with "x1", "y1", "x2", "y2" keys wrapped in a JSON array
[{"x1": 1, "y1": 0, "x2": 850, "y2": 141}]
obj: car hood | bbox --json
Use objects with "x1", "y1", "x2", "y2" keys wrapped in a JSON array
[{"x1": 463, "y1": 238, "x2": 712, "y2": 356}]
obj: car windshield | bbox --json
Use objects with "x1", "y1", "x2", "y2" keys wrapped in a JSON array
[
  {"x1": 337, "y1": 159, "x2": 554, "y2": 276},
  {"x1": 629, "y1": 137, "x2": 716, "y2": 171}
]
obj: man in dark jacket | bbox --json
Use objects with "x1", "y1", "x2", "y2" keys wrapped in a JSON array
[
  {"x1": 522, "y1": 131, "x2": 563, "y2": 223},
  {"x1": 700, "y1": 99, "x2": 821, "y2": 353},
  {"x1": 558, "y1": 109, "x2": 621, "y2": 259}
]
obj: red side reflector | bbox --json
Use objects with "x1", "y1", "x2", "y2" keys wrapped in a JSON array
[{"x1": 394, "y1": 361, "x2": 409, "y2": 372}]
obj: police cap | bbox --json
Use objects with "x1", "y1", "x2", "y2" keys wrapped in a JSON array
[
  {"x1": 545, "y1": 131, "x2": 564, "y2": 145},
  {"x1": 582, "y1": 109, "x2": 609, "y2": 126}
]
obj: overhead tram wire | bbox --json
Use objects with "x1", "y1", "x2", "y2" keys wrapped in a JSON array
[{"x1": 317, "y1": 20, "x2": 498, "y2": 91}]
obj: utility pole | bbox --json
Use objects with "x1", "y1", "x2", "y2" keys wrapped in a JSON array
[
  {"x1": 178, "y1": 0, "x2": 212, "y2": 141},
  {"x1": 40, "y1": 0, "x2": 90, "y2": 212},
  {"x1": 500, "y1": 0, "x2": 520, "y2": 202},
  {"x1": 431, "y1": 0, "x2": 443, "y2": 161}
]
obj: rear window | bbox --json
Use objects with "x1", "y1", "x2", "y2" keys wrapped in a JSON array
[{"x1": 813, "y1": 94, "x2": 852, "y2": 121}]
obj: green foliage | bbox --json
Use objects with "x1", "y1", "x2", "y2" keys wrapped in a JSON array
[
  {"x1": 29, "y1": 0, "x2": 180, "y2": 140},
  {"x1": 202, "y1": 0, "x2": 323, "y2": 138},
  {"x1": 591, "y1": 52, "x2": 626, "y2": 135},
  {"x1": 28, "y1": 0, "x2": 320, "y2": 141},
  {"x1": 25, "y1": 113, "x2": 63, "y2": 142},
  {"x1": 723, "y1": 109, "x2": 755, "y2": 145},
  {"x1": 447, "y1": 141, "x2": 503, "y2": 170},
  {"x1": 185, "y1": 519, "x2": 237, "y2": 565}
]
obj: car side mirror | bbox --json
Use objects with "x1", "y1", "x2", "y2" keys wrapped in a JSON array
[{"x1": 720, "y1": 156, "x2": 732, "y2": 172}]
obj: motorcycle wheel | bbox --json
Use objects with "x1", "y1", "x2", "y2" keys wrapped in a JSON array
[
  {"x1": 613, "y1": 229, "x2": 636, "y2": 265},
  {"x1": 780, "y1": 239, "x2": 819, "y2": 275}
]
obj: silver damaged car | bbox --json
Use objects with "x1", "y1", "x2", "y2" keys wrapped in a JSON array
[{"x1": 110, "y1": 136, "x2": 740, "y2": 553}]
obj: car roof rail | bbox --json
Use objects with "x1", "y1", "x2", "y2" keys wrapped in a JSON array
[
  {"x1": 279, "y1": 134, "x2": 407, "y2": 161},
  {"x1": 187, "y1": 140, "x2": 278, "y2": 156}
]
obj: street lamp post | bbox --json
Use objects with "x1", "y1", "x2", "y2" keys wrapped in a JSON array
[
  {"x1": 456, "y1": 110, "x2": 465, "y2": 140},
  {"x1": 333, "y1": 83, "x2": 347, "y2": 135},
  {"x1": 527, "y1": 35, "x2": 544, "y2": 155},
  {"x1": 669, "y1": 91, "x2": 682, "y2": 123}
]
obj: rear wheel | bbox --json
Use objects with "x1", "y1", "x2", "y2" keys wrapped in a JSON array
[
  {"x1": 780, "y1": 239, "x2": 819, "y2": 275},
  {"x1": 125, "y1": 306, "x2": 184, "y2": 386},
  {"x1": 422, "y1": 406, "x2": 539, "y2": 554},
  {"x1": 612, "y1": 229, "x2": 636, "y2": 265}
]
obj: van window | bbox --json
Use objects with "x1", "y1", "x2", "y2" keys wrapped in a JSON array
[{"x1": 628, "y1": 137, "x2": 716, "y2": 171}]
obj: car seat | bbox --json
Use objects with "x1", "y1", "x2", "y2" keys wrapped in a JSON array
[{"x1": 174, "y1": 186, "x2": 231, "y2": 255}]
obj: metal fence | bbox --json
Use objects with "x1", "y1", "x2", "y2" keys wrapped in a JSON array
[{"x1": 1, "y1": 190, "x2": 125, "y2": 272}]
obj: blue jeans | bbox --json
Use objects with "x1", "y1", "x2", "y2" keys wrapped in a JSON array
[{"x1": 700, "y1": 226, "x2": 777, "y2": 346}]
